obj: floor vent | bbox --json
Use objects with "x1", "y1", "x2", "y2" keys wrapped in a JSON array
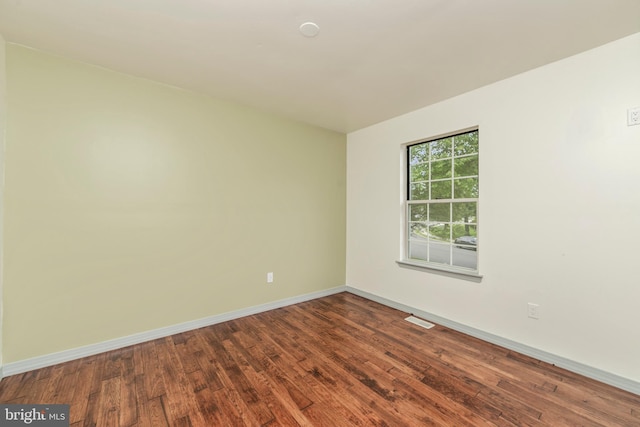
[{"x1": 405, "y1": 316, "x2": 435, "y2": 329}]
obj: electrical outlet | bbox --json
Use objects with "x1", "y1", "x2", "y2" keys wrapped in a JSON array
[
  {"x1": 267, "y1": 272, "x2": 273, "y2": 283},
  {"x1": 628, "y1": 107, "x2": 640, "y2": 126},
  {"x1": 527, "y1": 303, "x2": 540, "y2": 319}
]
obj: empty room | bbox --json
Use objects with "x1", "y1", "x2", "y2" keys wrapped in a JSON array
[{"x1": 0, "y1": 1, "x2": 639, "y2": 426}]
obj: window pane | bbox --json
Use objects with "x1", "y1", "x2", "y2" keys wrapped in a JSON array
[
  {"x1": 453, "y1": 224, "x2": 477, "y2": 269},
  {"x1": 452, "y1": 247, "x2": 477, "y2": 269},
  {"x1": 431, "y1": 181, "x2": 451, "y2": 199},
  {"x1": 409, "y1": 182, "x2": 428, "y2": 200},
  {"x1": 452, "y1": 202, "x2": 477, "y2": 223},
  {"x1": 429, "y1": 223, "x2": 451, "y2": 242},
  {"x1": 453, "y1": 224, "x2": 477, "y2": 240},
  {"x1": 430, "y1": 159, "x2": 452, "y2": 179},
  {"x1": 409, "y1": 204, "x2": 427, "y2": 221},
  {"x1": 454, "y1": 131, "x2": 478, "y2": 156},
  {"x1": 429, "y1": 203, "x2": 450, "y2": 222},
  {"x1": 410, "y1": 163, "x2": 429, "y2": 182},
  {"x1": 410, "y1": 223, "x2": 428, "y2": 237},
  {"x1": 430, "y1": 138, "x2": 452, "y2": 159},
  {"x1": 454, "y1": 177, "x2": 478, "y2": 198},
  {"x1": 409, "y1": 144, "x2": 428, "y2": 165},
  {"x1": 454, "y1": 155, "x2": 478, "y2": 177},
  {"x1": 429, "y1": 240, "x2": 450, "y2": 264},
  {"x1": 409, "y1": 240, "x2": 428, "y2": 261}
]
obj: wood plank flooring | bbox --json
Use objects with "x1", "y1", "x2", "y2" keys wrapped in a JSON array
[{"x1": 1, "y1": 292, "x2": 638, "y2": 426}]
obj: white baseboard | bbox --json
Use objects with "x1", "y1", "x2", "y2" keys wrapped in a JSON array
[
  {"x1": 3, "y1": 285, "x2": 347, "y2": 377},
  {"x1": 6, "y1": 284, "x2": 638, "y2": 397},
  {"x1": 345, "y1": 286, "x2": 640, "y2": 396}
]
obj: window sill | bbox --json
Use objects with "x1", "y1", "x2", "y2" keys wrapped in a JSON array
[{"x1": 396, "y1": 259, "x2": 483, "y2": 281}]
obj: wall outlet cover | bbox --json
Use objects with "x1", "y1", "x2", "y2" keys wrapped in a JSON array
[{"x1": 628, "y1": 107, "x2": 640, "y2": 126}]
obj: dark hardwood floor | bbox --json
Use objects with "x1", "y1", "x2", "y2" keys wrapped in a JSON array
[{"x1": 1, "y1": 292, "x2": 638, "y2": 426}]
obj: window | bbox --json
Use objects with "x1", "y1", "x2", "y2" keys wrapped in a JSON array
[{"x1": 406, "y1": 129, "x2": 479, "y2": 272}]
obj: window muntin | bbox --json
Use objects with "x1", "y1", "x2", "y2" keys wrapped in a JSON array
[{"x1": 407, "y1": 130, "x2": 478, "y2": 271}]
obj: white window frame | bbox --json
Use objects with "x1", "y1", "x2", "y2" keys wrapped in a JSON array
[{"x1": 398, "y1": 128, "x2": 482, "y2": 279}]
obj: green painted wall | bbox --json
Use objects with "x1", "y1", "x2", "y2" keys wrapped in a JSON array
[
  {"x1": 4, "y1": 44, "x2": 346, "y2": 362},
  {"x1": 0, "y1": 35, "x2": 6, "y2": 370}
]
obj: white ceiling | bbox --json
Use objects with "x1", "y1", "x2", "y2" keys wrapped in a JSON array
[{"x1": 1, "y1": 0, "x2": 639, "y2": 133}]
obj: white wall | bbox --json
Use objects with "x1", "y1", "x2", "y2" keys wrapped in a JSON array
[{"x1": 347, "y1": 33, "x2": 640, "y2": 383}]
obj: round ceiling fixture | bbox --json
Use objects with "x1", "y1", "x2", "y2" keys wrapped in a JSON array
[{"x1": 299, "y1": 22, "x2": 320, "y2": 38}]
